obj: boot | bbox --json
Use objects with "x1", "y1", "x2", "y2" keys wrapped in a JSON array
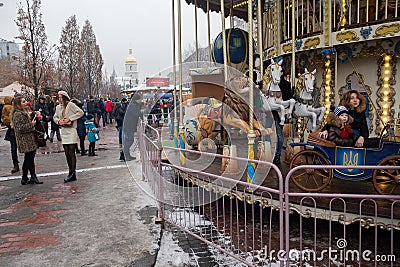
[
  {"x1": 119, "y1": 150, "x2": 125, "y2": 161},
  {"x1": 64, "y1": 171, "x2": 77, "y2": 183},
  {"x1": 11, "y1": 160, "x2": 20, "y2": 174},
  {"x1": 81, "y1": 150, "x2": 88, "y2": 156},
  {"x1": 29, "y1": 174, "x2": 43, "y2": 184},
  {"x1": 273, "y1": 153, "x2": 281, "y2": 165},
  {"x1": 21, "y1": 174, "x2": 29, "y2": 185}
]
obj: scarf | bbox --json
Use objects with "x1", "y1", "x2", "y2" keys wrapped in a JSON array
[{"x1": 340, "y1": 123, "x2": 353, "y2": 138}]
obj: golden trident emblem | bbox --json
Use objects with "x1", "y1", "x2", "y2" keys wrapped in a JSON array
[{"x1": 343, "y1": 151, "x2": 359, "y2": 172}]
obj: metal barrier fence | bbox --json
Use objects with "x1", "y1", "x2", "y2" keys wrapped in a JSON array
[{"x1": 138, "y1": 120, "x2": 400, "y2": 266}]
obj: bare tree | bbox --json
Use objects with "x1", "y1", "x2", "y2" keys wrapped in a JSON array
[
  {"x1": 80, "y1": 20, "x2": 103, "y2": 97},
  {"x1": 58, "y1": 15, "x2": 81, "y2": 98},
  {"x1": 15, "y1": 0, "x2": 54, "y2": 100},
  {"x1": 0, "y1": 57, "x2": 20, "y2": 87}
]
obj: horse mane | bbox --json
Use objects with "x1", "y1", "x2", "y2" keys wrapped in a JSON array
[
  {"x1": 295, "y1": 73, "x2": 305, "y2": 97},
  {"x1": 223, "y1": 87, "x2": 251, "y2": 124},
  {"x1": 262, "y1": 65, "x2": 272, "y2": 90}
]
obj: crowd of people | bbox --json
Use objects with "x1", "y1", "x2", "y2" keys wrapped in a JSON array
[{"x1": 1, "y1": 92, "x2": 142, "y2": 185}]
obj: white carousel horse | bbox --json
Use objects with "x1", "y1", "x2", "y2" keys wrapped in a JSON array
[
  {"x1": 262, "y1": 59, "x2": 296, "y2": 125},
  {"x1": 293, "y1": 68, "x2": 326, "y2": 131}
]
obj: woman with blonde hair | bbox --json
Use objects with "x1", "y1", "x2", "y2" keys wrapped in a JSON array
[
  {"x1": 53, "y1": 91, "x2": 84, "y2": 183},
  {"x1": 12, "y1": 96, "x2": 42, "y2": 184}
]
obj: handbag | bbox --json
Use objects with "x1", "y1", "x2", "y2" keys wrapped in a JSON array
[{"x1": 34, "y1": 120, "x2": 47, "y2": 147}]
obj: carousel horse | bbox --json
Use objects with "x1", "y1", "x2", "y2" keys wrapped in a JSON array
[
  {"x1": 293, "y1": 68, "x2": 326, "y2": 131},
  {"x1": 262, "y1": 59, "x2": 296, "y2": 125},
  {"x1": 190, "y1": 80, "x2": 272, "y2": 150}
]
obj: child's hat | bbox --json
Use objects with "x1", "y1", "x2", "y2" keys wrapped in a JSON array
[
  {"x1": 334, "y1": 105, "x2": 349, "y2": 116},
  {"x1": 87, "y1": 114, "x2": 94, "y2": 120}
]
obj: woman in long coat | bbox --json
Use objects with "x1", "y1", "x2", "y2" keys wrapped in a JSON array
[
  {"x1": 12, "y1": 96, "x2": 43, "y2": 185},
  {"x1": 53, "y1": 91, "x2": 84, "y2": 183}
]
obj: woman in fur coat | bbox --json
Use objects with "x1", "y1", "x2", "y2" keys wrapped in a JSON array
[{"x1": 12, "y1": 96, "x2": 43, "y2": 185}]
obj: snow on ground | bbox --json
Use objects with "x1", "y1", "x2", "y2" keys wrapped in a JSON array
[{"x1": 154, "y1": 230, "x2": 194, "y2": 267}]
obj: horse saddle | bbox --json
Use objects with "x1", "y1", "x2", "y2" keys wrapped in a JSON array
[{"x1": 298, "y1": 98, "x2": 314, "y2": 105}]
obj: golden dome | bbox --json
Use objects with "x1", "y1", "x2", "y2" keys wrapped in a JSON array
[{"x1": 125, "y1": 48, "x2": 137, "y2": 64}]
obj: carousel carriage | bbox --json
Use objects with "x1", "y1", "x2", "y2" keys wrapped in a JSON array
[{"x1": 289, "y1": 125, "x2": 400, "y2": 195}]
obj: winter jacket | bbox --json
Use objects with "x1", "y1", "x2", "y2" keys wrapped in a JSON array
[
  {"x1": 114, "y1": 102, "x2": 127, "y2": 126},
  {"x1": 77, "y1": 115, "x2": 87, "y2": 137},
  {"x1": 123, "y1": 99, "x2": 141, "y2": 137},
  {"x1": 105, "y1": 100, "x2": 114, "y2": 113},
  {"x1": 326, "y1": 113, "x2": 358, "y2": 147},
  {"x1": 85, "y1": 119, "x2": 99, "y2": 143},
  {"x1": 97, "y1": 100, "x2": 105, "y2": 115},
  {"x1": 35, "y1": 101, "x2": 50, "y2": 121},
  {"x1": 53, "y1": 102, "x2": 84, "y2": 144},
  {"x1": 86, "y1": 100, "x2": 98, "y2": 115},
  {"x1": 12, "y1": 109, "x2": 37, "y2": 153},
  {"x1": 1, "y1": 96, "x2": 13, "y2": 127}
]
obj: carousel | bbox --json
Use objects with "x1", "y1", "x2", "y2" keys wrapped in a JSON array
[{"x1": 138, "y1": 1, "x2": 400, "y2": 265}]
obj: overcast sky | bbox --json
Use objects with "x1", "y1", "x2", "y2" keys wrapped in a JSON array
[{"x1": 0, "y1": 0, "x2": 225, "y2": 82}]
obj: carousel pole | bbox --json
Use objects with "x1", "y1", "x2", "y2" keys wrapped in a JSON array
[
  {"x1": 207, "y1": 0, "x2": 212, "y2": 65},
  {"x1": 257, "y1": 0, "x2": 263, "y2": 78},
  {"x1": 247, "y1": 0, "x2": 256, "y2": 185},
  {"x1": 194, "y1": 0, "x2": 199, "y2": 66},
  {"x1": 178, "y1": 0, "x2": 186, "y2": 166},
  {"x1": 172, "y1": 0, "x2": 179, "y2": 148},
  {"x1": 220, "y1": 0, "x2": 228, "y2": 82}
]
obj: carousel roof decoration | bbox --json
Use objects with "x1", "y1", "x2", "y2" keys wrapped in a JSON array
[{"x1": 185, "y1": 0, "x2": 270, "y2": 21}]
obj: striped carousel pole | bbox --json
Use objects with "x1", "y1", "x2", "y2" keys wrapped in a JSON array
[
  {"x1": 172, "y1": 0, "x2": 179, "y2": 148},
  {"x1": 247, "y1": 0, "x2": 256, "y2": 184},
  {"x1": 178, "y1": 0, "x2": 186, "y2": 166}
]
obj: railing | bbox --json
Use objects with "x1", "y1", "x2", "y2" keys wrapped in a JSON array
[
  {"x1": 138, "y1": 121, "x2": 400, "y2": 266},
  {"x1": 280, "y1": 0, "x2": 400, "y2": 41}
]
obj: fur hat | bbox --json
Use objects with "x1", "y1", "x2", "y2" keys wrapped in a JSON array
[
  {"x1": 333, "y1": 105, "x2": 348, "y2": 116},
  {"x1": 58, "y1": 90, "x2": 70, "y2": 100}
]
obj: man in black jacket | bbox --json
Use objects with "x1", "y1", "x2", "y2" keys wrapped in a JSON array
[
  {"x1": 86, "y1": 95, "x2": 99, "y2": 122},
  {"x1": 35, "y1": 95, "x2": 50, "y2": 136}
]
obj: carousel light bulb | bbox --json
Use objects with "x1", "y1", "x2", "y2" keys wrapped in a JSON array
[
  {"x1": 383, "y1": 117, "x2": 388, "y2": 123},
  {"x1": 384, "y1": 83, "x2": 389, "y2": 88},
  {"x1": 384, "y1": 91, "x2": 389, "y2": 95},
  {"x1": 383, "y1": 111, "x2": 388, "y2": 115},
  {"x1": 385, "y1": 55, "x2": 391, "y2": 61},
  {"x1": 385, "y1": 63, "x2": 390, "y2": 67},
  {"x1": 384, "y1": 70, "x2": 391, "y2": 75},
  {"x1": 384, "y1": 77, "x2": 389, "y2": 81},
  {"x1": 383, "y1": 97, "x2": 389, "y2": 102},
  {"x1": 384, "y1": 104, "x2": 388, "y2": 108}
]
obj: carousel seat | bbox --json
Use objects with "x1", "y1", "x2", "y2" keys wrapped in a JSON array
[{"x1": 307, "y1": 131, "x2": 336, "y2": 148}]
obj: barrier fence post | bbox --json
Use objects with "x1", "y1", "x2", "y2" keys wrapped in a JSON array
[{"x1": 157, "y1": 130, "x2": 164, "y2": 224}]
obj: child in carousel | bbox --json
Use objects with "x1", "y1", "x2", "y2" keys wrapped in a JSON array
[{"x1": 327, "y1": 106, "x2": 379, "y2": 148}]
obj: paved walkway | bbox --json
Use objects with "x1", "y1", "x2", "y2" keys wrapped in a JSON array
[{"x1": 0, "y1": 125, "x2": 161, "y2": 266}]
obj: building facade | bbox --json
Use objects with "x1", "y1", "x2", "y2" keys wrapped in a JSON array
[{"x1": 0, "y1": 38, "x2": 19, "y2": 59}]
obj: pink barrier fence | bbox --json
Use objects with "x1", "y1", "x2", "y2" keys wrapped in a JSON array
[{"x1": 138, "y1": 121, "x2": 400, "y2": 266}]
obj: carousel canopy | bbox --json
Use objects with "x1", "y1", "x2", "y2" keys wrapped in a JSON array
[{"x1": 185, "y1": 0, "x2": 247, "y2": 20}]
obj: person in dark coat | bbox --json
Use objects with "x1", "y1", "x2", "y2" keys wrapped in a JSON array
[
  {"x1": 97, "y1": 98, "x2": 106, "y2": 127},
  {"x1": 73, "y1": 101, "x2": 87, "y2": 156},
  {"x1": 122, "y1": 94, "x2": 141, "y2": 161},
  {"x1": 113, "y1": 98, "x2": 128, "y2": 146},
  {"x1": 326, "y1": 106, "x2": 358, "y2": 147},
  {"x1": 320, "y1": 90, "x2": 369, "y2": 147},
  {"x1": 86, "y1": 95, "x2": 99, "y2": 122},
  {"x1": 12, "y1": 96, "x2": 43, "y2": 185},
  {"x1": 35, "y1": 95, "x2": 50, "y2": 136}
]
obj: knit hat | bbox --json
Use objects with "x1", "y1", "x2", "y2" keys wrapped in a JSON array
[
  {"x1": 334, "y1": 106, "x2": 348, "y2": 116},
  {"x1": 58, "y1": 90, "x2": 70, "y2": 100},
  {"x1": 87, "y1": 114, "x2": 94, "y2": 120}
]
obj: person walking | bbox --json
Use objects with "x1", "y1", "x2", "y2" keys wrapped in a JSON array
[
  {"x1": 48, "y1": 96, "x2": 61, "y2": 142},
  {"x1": 12, "y1": 96, "x2": 42, "y2": 184},
  {"x1": 2, "y1": 96, "x2": 20, "y2": 174},
  {"x1": 97, "y1": 98, "x2": 106, "y2": 127},
  {"x1": 53, "y1": 91, "x2": 84, "y2": 183},
  {"x1": 105, "y1": 98, "x2": 114, "y2": 124},
  {"x1": 85, "y1": 114, "x2": 100, "y2": 156},
  {"x1": 114, "y1": 98, "x2": 128, "y2": 152},
  {"x1": 122, "y1": 94, "x2": 141, "y2": 161}
]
